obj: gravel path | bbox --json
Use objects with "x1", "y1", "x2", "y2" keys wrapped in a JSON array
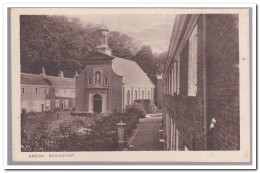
[{"x1": 125, "y1": 114, "x2": 164, "y2": 151}]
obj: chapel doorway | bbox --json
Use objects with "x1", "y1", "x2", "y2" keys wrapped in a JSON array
[{"x1": 93, "y1": 94, "x2": 102, "y2": 113}]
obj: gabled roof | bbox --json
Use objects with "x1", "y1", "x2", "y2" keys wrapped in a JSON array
[
  {"x1": 46, "y1": 76, "x2": 75, "y2": 88},
  {"x1": 21, "y1": 73, "x2": 49, "y2": 86},
  {"x1": 21, "y1": 73, "x2": 75, "y2": 88},
  {"x1": 112, "y1": 57, "x2": 155, "y2": 87}
]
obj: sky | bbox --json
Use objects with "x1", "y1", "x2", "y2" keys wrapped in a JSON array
[{"x1": 68, "y1": 14, "x2": 175, "y2": 54}]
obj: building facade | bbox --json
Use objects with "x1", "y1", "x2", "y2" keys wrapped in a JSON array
[
  {"x1": 75, "y1": 25, "x2": 155, "y2": 113},
  {"x1": 21, "y1": 70, "x2": 76, "y2": 113},
  {"x1": 163, "y1": 14, "x2": 239, "y2": 150}
]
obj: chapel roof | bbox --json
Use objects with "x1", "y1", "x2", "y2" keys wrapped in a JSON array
[{"x1": 112, "y1": 56, "x2": 155, "y2": 87}]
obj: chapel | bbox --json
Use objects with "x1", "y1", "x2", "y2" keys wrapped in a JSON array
[{"x1": 75, "y1": 25, "x2": 155, "y2": 113}]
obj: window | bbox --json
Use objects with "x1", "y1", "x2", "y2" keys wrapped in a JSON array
[
  {"x1": 64, "y1": 100, "x2": 69, "y2": 109},
  {"x1": 176, "y1": 129, "x2": 179, "y2": 151},
  {"x1": 142, "y1": 91, "x2": 144, "y2": 99},
  {"x1": 64, "y1": 89, "x2": 66, "y2": 93},
  {"x1": 55, "y1": 100, "x2": 59, "y2": 108},
  {"x1": 147, "y1": 91, "x2": 150, "y2": 100},
  {"x1": 55, "y1": 88, "x2": 59, "y2": 94},
  {"x1": 188, "y1": 25, "x2": 198, "y2": 96},
  {"x1": 177, "y1": 60, "x2": 180, "y2": 95},
  {"x1": 45, "y1": 88, "x2": 49, "y2": 94},
  {"x1": 45, "y1": 99, "x2": 50, "y2": 110},
  {"x1": 173, "y1": 63, "x2": 177, "y2": 94},
  {"x1": 126, "y1": 90, "x2": 130, "y2": 105},
  {"x1": 21, "y1": 87, "x2": 25, "y2": 94},
  {"x1": 104, "y1": 77, "x2": 108, "y2": 85},
  {"x1": 95, "y1": 72, "x2": 101, "y2": 84},
  {"x1": 35, "y1": 88, "x2": 38, "y2": 94},
  {"x1": 168, "y1": 74, "x2": 171, "y2": 95},
  {"x1": 88, "y1": 78, "x2": 92, "y2": 85},
  {"x1": 102, "y1": 35, "x2": 106, "y2": 45},
  {"x1": 135, "y1": 90, "x2": 138, "y2": 100},
  {"x1": 166, "y1": 77, "x2": 168, "y2": 95},
  {"x1": 171, "y1": 68, "x2": 174, "y2": 95}
]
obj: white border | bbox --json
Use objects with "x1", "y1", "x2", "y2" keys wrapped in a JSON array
[{"x1": 2, "y1": 2, "x2": 257, "y2": 170}]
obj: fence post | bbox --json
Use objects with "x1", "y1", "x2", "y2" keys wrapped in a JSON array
[{"x1": 117, "y1": 120, "x2": 126, "y2": 150}]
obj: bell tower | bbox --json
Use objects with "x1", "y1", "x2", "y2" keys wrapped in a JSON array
[{"x1": 95, "y1": 22, "x2": 112, "y2": 55}]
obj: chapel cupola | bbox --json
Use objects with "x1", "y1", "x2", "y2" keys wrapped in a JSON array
[{"x1": 95, "y1": 23, "x2": 112, "y2": 55}]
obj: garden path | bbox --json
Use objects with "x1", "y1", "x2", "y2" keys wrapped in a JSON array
[{"x1": 125, "y1": 113, "x2": 164, "y2": 151}]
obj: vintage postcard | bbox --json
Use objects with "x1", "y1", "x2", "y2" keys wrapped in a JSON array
[{"x1": 7, "y1": 6, "x2": 253, "y2": 165}]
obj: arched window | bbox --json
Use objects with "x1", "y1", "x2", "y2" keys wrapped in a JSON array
[
  {"x1": 147, "y1": 91, "x2": 150, "y2": 100},
  {"x1": 127, "y1": 90, "x2": 130, "y2": 105},
  {"x1": 142, "y1": 91, "x2": 144, "y2": 99},
  {"x1": 95, "y1": 71, "x2": 101, "y2": 84},
  {"x1": 135, "y1": 90, "x2": 138, "y2": 100}
]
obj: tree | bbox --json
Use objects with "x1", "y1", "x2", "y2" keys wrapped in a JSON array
[
  {"x1": 108, "y1": 31, "x2": 134, "y2": 59},
  {"x1": 20, "y1": 15, "x2": 153, "y2": 79},
  {"x1": 153, "y1": 51, "x2": 168, "y2": 74},
  {"x1": 20, "y1": 15, "x2": 100, "y2": 77},
  {"x1": 133, "y1": 46, "x2": 159, "y2": 83}
]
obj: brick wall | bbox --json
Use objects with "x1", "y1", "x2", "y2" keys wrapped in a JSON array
[
  {"x1": 156, "y1": 78, "x2": 163, "y2": 108},
  {"x1": 205, "y1": 14, "x2": 240, "y2": 150},
  {"x1": 111, "y1": 71, "x2": 123, "y2": 112},
  {"x1": 168, "y1": 15, "x2": 206, "y2": 150},
  {"x1": 75, "y1": 71, "x2": 86, "y2": 111}
]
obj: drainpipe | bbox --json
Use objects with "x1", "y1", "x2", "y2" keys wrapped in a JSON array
[{"x1": 203, "y1": 15, "x2": 208, "y2": 150}]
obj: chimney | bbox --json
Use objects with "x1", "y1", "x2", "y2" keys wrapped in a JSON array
[
  {"x1": 41, "y1": 66, "x2": 46, "y2": 78},
  {"x1": 58, "y1": 71, "x2": 64, "y2": 80}
]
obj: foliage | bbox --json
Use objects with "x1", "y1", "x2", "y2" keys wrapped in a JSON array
[
  {"x1": 21, "y1": 111, "x2": 140, "y2": 151},
  {"x1": 134, "y1": 99, "x2": 158, "y2": 114},
  {"x1": 20, "y1": 15, "x2": 164, "y2": 83},
  {"x1": 20, "y1": 15, "x2": 142, "y2": 78},
  {"x1": 125, "y1": 102, "x2": 146, "y2": 118},
  {"x1": 70, "y1": 111, "x2": 94, "y2": 117},
  {"x1": 153, "y1": 51, "x2": 168, "y2": 74},
  {"x1": 133, "y1": 46, "x2": 159, "y2": 83},
  {"x1": 108, "y1": 31, "x2": 140, "y2": 59}
]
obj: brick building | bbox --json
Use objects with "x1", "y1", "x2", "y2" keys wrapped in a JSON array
[
  {"x1": 163, "y1": 14, "x2": 239, "y2": 150},
  {"x1": 21, "y1": 70, "x2": 76, "y2": 112},
  {"x1": 75, "y1": 25, "x2": 155, "y2": 113}
]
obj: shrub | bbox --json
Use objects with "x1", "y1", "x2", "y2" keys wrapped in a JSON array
[
  {"x1": 21, "y1": 110, "x2": 141, "y2": 151},
  {"x1": 30, "y1": 121, "x2": 49, "y2": 151},
  {"x1": 70, "y1": 111, "x2": 94, "y2": 117},
  {"x1": 55, "y1": 108, "x2": 61, "y2": 112},
  {"x1": 134, "y1": 99, "x2": 158, "y2": 114},
  {"x1": 125, "y1": 102, "x2": 146, "y2": 118}
]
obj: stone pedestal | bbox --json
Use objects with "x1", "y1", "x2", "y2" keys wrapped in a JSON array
[{"x1": 117, "y1": 120, "x2": 126, "y2": 150}]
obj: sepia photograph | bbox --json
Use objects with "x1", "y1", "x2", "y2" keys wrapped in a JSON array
[{"x1": 7, "y1": 6, "x2": 253, "y2": 165}]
